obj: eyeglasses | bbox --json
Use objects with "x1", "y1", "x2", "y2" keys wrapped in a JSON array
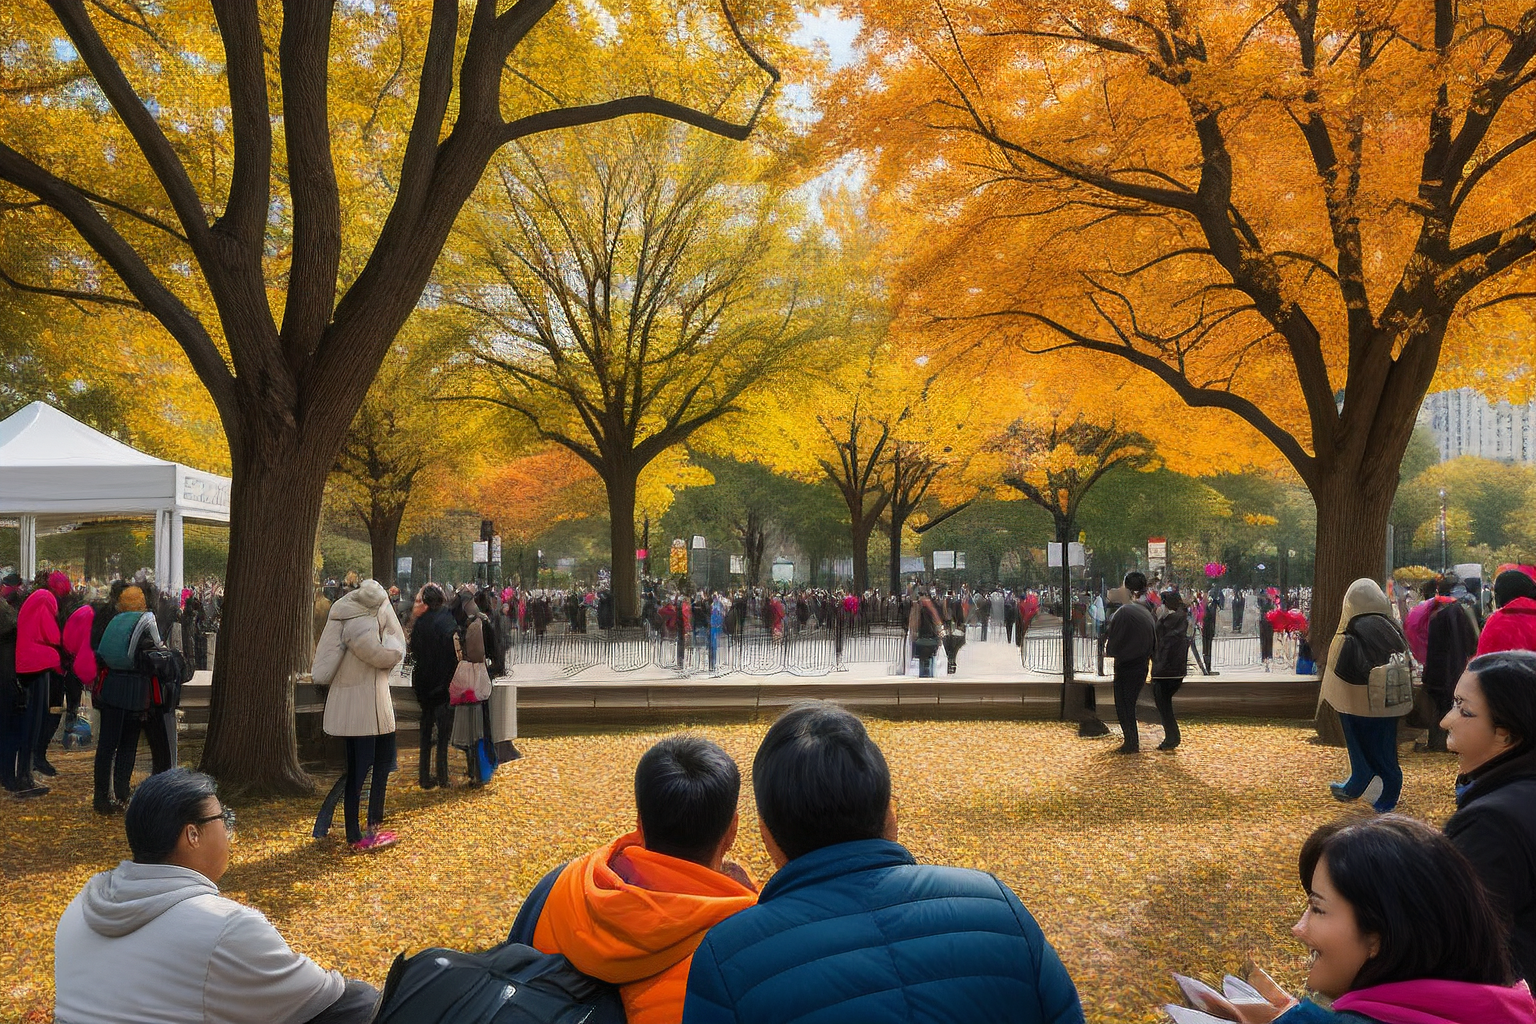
[{"x1": 191, "y1": 807, "x2": 237, "y2": 835}]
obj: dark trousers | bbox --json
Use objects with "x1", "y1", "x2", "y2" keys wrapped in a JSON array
[
  {"x1": 1337, "y1": 712, "x2": 1403, "y2": 811},
  {"x1": 1112, "y1": 657, "x2": 1150, "y2": 750},
  {"x1": 18, "y1": 672, "x2": 53, "y2": 771},
  {"x1": 1424, "y1": 685, "x2": 1454, "y2": 751},
  {"x1": 302, "y1": 979, "x2": 380, "y2": 1024},
  {"x1": 1189, "y1": 635, "x2": 1210, "y2": 675},
  {"x1": 344, "y1": 733, "x2": 396, "y2": 843},
  {"x1": 0, "y1": 687, "x2": 29, "y2": 790},
  {"x1": 94, "y1": 705, "x2": 172, "y2": 803},
  {"x1": 418, "y1": 701, "x2": 452, "y2": 784},
  {"x1": 1152, "y1": 677, "x2": 1183, "y2": 747}
]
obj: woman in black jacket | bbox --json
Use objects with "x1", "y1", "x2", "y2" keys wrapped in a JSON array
[
  {"x1": 1151, "y1": 590, "x2": 1191, "y2": 751},
  {"x1": 1442, "y1": 650, "x2": 1536, "y2": 985}
]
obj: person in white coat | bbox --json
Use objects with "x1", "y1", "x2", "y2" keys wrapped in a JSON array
[
  {"x1": 55, "y1": 768, "x2": 377, "y2": 1024},
  {"x1": 312, "y1": 579, "x2": 405, "y2": 852}
]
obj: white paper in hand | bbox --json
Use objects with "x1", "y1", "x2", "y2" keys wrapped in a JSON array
[{"x1": 1165, "y1": 1005, "x2": 1233, "y2": 1024}]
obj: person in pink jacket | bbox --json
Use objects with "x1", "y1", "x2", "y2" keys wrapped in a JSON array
[
  {"x1": 14, "y1": 571, "x2": 70, "y2": 788},
  {"x1": 1478, "y1": 570, "x2": 1536, "y2": 657},
  {"x1": 60, "y1": 601, "x2": 98, "y2": 751}
]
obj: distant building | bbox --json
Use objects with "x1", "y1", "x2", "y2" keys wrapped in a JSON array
[{"x1": 1418, "y1": 389, "x2": 1536, "y2": 465}]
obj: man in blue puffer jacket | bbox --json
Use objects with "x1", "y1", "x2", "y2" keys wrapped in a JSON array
[{"x1": 682, "y1": 701, "x2": 1085, "y2": 1024}]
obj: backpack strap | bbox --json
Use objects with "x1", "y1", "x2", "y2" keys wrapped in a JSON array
[{"x1": 505, "y1": 862, "x2": 569, "y2": 948}]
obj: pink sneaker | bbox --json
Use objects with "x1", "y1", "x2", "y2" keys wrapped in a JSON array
[{"x1": 348, "y1": 830, "x2": 398, "y2": 853}]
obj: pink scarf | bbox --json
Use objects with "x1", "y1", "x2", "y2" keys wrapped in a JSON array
[{"x1": 1333, "y1": 980, "x2": 1536, "y2": 1024}]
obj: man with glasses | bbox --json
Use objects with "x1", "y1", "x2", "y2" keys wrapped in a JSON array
[{"x1": 54, "y1": 768, "x2": 377, "y2": 1024}]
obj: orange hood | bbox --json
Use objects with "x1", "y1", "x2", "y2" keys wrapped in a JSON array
[{"x1": 533, "y1": 832, "x2": 757, "y2": 1022}]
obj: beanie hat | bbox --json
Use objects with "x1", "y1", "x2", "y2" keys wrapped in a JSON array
[
  {"x1": 48, "y1": 570, "x2": 71, "y2": 598},
  {"x1": 1494, "y1": 569, "x2": 1536, "y2": 609},
  {"x1": 118, "y1": 586, "x2": 147, "y2": 612}
]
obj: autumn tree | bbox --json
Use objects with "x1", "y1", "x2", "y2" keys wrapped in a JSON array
[
  {"x1": 326, "y1": 324, "x2": 485, "y2": 586},
  {"x1": 825, "y1": 0, "x2": 1536, "y2": 649},
  {"x1": 0, "y1": 0, "x2": 780, "y2": 793},
  {"x1": 450, "y1": 121, "x2": 826, "y2": 620},
  {"x1": 996, "y1": 416, "x2": 1156, "y2": 733}
]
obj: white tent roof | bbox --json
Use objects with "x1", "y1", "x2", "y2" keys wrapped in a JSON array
[{"x1": 0, "y1": 401, "x2": 230, "y2": 524}]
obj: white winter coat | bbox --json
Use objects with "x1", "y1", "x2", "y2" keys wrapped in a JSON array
[{"x1": 313, "y1": 579, "x2": 404, "y2": 737}]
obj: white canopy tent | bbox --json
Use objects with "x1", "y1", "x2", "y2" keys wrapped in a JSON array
[{"x1": 0, "y1": 402, "x2": 230, "y2": 593}]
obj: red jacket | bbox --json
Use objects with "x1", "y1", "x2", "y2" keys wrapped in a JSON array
[
  {"x1": 1476, "y1": 597, "x2": 1536, "y2": 657},
  {"x1": 15, "y1": 589, "x2": 61, "y2": 674}
]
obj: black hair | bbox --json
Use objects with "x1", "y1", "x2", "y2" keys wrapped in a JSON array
[
  {"x1": 634, "y1": 735, "x2": 741, "y2": 864},
  {"x1": 421, "y1": 584, "x2": 445, "y2": 610},
  {"x1": 1493, "y1": 570, "x2": 1536, "y2": 609},
  {"x1": 474, "y1": 590, "x2": 494, "y2": 616},
  {"x1": 1298, "y1": 815, "x2": 1515, "y2": 990},
  {"x1": 1161, "y1": 590, "x2": 1184, "y2": 612},
  {"x1": 1124, "y1": 571, "x2": 1147, "y2": 595},
  {"x1": 1419, "y1": 579, "x2": 1438, "y2": 601},
  {"x1": 1437, "y1": 573, "x2": 1460, "y2": 597},
  {"x1": 1466, "y1": 651, "x2": 1536, "y2": 754},
  {"x1": 753, "y1": 702, "x2": 890, "y2": 862},
  {"x1": 124, "y1": 767, "x2": 221, "y2": 864}
]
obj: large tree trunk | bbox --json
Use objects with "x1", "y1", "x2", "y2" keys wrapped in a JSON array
[
  {"x1": 888, "y1": 509, "x2": 907, "y2": 595},
  {"x1": 199, "y1": 440, "x2": 330, "y2": 797},
  {"x1": 367, "y1": 501, "x2": 404, "y2": 587},
  {"x1": 851, "y1": 516, "x2": 875, "y2": 593},
  {"x1": 607, "y1": 468, "x2": 639, "y2": 623},
  {"x1": 1309, "y1": 462, "x2": 1399, "y2": 745}
]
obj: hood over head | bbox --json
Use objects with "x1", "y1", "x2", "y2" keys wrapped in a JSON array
[
  {"x1": 1494, "y1": 569, "x2": 1536, "y2": 609},
  {"x1": 330, "y1": 579, "x2": 388, "y2": 620},
  {"x1": 79, "y1": 860, "x2": 220, "y2": 938},
  {"x1": 1339, "y1": 578, "x2": 1391, "y2": 631},
  {"x1": 536, "y1": 832, "x2": 756, "y2": 984},
  {"x1": 48, "y1": 571, "x2": 72, "y2": 598}
]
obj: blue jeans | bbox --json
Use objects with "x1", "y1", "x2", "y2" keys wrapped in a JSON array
[{"x1": 1337, "y1": 712, "x2": 1402, "y2": 811}]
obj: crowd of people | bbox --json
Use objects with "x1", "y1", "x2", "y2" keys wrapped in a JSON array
[
  {"x1": 51, "y1": 678, "x2": 1536, "y2": 1023},
  {"x1": 2, "y1": 569, "x2": 196, "y2": 808}
]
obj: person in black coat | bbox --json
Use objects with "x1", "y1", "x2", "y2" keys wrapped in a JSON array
[
  {"x1": 407, "y1": 585, "x2": 457, "y2": 790},
  {"x1": 1104, "y1": 572, "x2": 1156, "y2": 754},
  {"x1": 1442, "y1": 651, "x2": 1536, "y2": 984},
  {"x1": 1423, "y1": 579, "x2": 1482, "y2": 751},
  {"x1": 1150, "y1": 590, "x2": 1190, "y2": 751}
]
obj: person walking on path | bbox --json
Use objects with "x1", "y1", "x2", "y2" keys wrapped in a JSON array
[
  {"x1": 450, "y1": 590, "x2": 499, "y2": 786},
  {"x1": 407, "y1": 585, "x2": 457, "y2": 790},
  {"x1": 1105, "y1": 572, "x2": 1156, "y2": 754},
  {"x1": 907, "y1": 587, "x2": 944, "y2": 678},
  {"x1": 1151, "y1": 590, "x2": 1191, "y2": 751},
  {"x1": 1319, "y1": 578, "x2": 1413, "y2": 813},
  {"x1": 312, "y1": 579, "x2": 405, "y2": 852}
]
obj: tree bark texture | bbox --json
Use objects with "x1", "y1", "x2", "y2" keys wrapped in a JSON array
[
  {"x1": 888, "y1": 508, "x2": 908, "y2": 596},
  {"x1": 199, "y1": 437, "x2": 330, "y2": 796},
  {"x1": 367, "y1": 501, "x2": 405, "y2": 587},
  {"x1": 606, "y1": 469, "x2": 640, "y2": 623}
]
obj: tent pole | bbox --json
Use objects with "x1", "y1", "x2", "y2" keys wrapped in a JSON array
[
  {"x1": 19, "y1": 515, "x2": 36, "y2": 580},
  {"x1": 169, "y1": 509, "x2": 185, "y2": 597}
]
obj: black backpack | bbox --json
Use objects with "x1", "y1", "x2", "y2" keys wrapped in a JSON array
[{"x1": 373, "y1": 942, "x2": 624, "y2": 1024}]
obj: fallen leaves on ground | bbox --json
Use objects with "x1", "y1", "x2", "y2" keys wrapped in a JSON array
[{"x1": 0, "y1": 719, "x2": 1462, "y2": 1023}]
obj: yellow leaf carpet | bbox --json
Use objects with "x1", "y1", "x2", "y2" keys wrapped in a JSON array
[{"x1": 0, "y1": 720, "x2": 1462, "y2": 1023}]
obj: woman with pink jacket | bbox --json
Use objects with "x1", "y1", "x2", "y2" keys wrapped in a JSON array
[{"x1": 14, "y1": 571, "x2": 71, "y2": 787}]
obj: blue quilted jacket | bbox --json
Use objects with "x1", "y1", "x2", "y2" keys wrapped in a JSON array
[{"x1": 682, "y1": 839, "x2": 1084, "y2": 1024}]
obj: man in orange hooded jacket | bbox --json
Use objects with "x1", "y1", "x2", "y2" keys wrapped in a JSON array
[{"x1": 522, "y1": 735, "x2": 757, "y2": 1024}]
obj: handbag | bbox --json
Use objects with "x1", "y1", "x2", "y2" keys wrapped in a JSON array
[
  {"x1": 1367, "y1": 653, "x2": 1415, "y2": 715},
  {"x1": 913, "y1": 636, "x2": 940, "y2": 660},
  {"x1": 448, "y1": 659, "x2": 492, "y2": 705}
]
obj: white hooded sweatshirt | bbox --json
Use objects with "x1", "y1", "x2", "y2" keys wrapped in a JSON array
[{"x1": 54, "y1": 861, "x2": 344, "y2": 1024}]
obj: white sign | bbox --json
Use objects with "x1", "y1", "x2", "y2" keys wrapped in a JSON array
[
  {"x1": 691, "y1": 535, "x2": 706, "y2": 549},
  {"x1": 1147, "y1": 537, "x2": 1168, "y2": 569},
  {"x1": 771, "y1": 559, "x2": 795, "y2": 583},
  {"x1": 396, "y1": 556, "x2": 413, "y2": 575},
  {"x1": 472, "y1": 541, "x2": 489, "y2": 564},
  {"x1": 932, "y1": 550, "x2": 956, "y2": 570},
  {"x1": 491, "y1": 536, "x2": 502, "y2": 564},
  {"x1": 1048, "y1": 542, "x2": 1085, "y2": 567},
  {"x1": 729, "y1": 554, "x2": 744, "y2": 574},
  {"x1": 956, "y1": 551, "x2": 967, "y2": 570}
]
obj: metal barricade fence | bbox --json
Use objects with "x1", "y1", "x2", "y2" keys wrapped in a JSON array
[
  {"x1": 502, "y1": 623, "x2": 912, "y2": 679},
  {"x1": 1018, "y1": 630, "x2": 1270, "y2": 674}
]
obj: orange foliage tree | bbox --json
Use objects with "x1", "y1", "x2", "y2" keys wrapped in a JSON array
[{"x1": 822, "y1": 0, "x2": 1536, "y2": 646}]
